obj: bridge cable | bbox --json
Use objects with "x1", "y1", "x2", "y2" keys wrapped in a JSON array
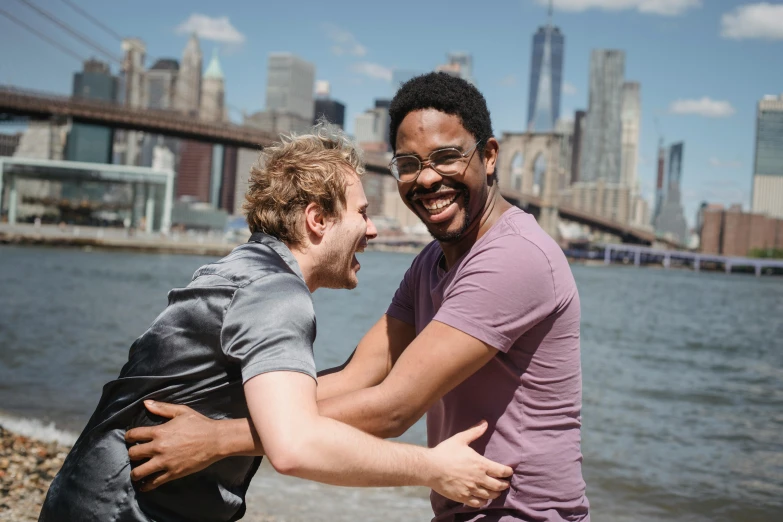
[
  {"x1": 0, "y1": 7, "x2": 86, "y2": 63},
  {"x1": 16, "y1": 0, "x2": 121, "y2": 64},
  {"x1": 58, "y1": 0, "x2": 123, "y2": 42}
]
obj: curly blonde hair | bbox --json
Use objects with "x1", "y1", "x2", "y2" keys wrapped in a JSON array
[{"x1": 244, "y1": 122, "x2": 365, "y2": 247}]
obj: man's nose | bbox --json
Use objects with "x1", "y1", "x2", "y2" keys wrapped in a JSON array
[
  {"x1": 365, "y1": 216, "x2": 378, "y2": 240},
  {"x1": 416, "y1": 164, "x2": 443, "y2": 189}
]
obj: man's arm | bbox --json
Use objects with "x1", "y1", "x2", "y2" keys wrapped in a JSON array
[
  {"x1": 130, "y1": 370, "x2": 512, "y2": 506},
  {"x1": 316, "y1": 314, "x2": 415, "y2": 401},
  {"x1": 126, "y1": 314, "x2": 416, "y2": 487},
  {"x1": 317, "y1": 320, "x2": 498, "y2": 438},
  {"x1": 126, "y1": 319, "x2": 487, "y2": 483}
]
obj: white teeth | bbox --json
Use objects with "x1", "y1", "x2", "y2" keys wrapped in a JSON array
[{"x1": 421, "y1": 194, "x2": 458, "y2": 213}]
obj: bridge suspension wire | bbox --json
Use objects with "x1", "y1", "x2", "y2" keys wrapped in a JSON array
[
  {"x1": 0, "y1": 7, "x2": 86, "y2": 63},
  {"x1": 58, "y1": 0, "x2": 123, "y2": 42},
  {"x1": 16, "y1": 0, "x2": 121, "y2": 64}
]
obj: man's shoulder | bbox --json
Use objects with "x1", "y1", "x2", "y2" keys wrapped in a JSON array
[
  {"x1": 190, "y1": 240, "x2": 302, "y2": 290},
  {"x1": 482, "y1": 208, "x2": 566, "y2": 265}
]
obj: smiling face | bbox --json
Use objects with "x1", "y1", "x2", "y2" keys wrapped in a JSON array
[
  {"x1": 317, "y1": 172, "x2": 377, "y2": 290},
  {"x1": 395, "y1": 109, "x2": 491, "y2": 243}
]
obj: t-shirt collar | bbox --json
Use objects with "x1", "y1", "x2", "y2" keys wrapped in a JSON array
[{"x1": 248, "y1": 232, "x2": 306, "y2": 282}]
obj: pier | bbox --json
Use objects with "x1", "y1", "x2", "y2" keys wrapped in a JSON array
[{"x1": 601, "y1": 243, "x2": 783, "y2": 277}]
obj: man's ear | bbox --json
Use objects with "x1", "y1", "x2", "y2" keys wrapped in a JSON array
[
  {"x1": 303, "y1": 201, "x2": 327, "y2": 240},
  {"x1": 483, "y1": 137, "x2": 499, "y2": 178}
]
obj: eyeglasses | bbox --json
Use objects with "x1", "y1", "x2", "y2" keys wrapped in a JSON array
[{"x1": 389, "y1": 141, "x2": 483, "y2": 183}]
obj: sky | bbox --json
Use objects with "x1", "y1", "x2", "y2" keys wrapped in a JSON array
[{"x1": 1, "y1": 0, "x2": 782, "y2": 227}]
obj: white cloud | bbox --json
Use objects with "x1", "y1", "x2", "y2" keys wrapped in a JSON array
[
  {"x1": 668, "y1": 97, "x2": 736, "y2": 117},
  {"x1": 708, "y1": 157, "x2": 743, "y2": 169},
  {"x1": 351, "y1": 62, "x2": 392, "y2": 82},
  {"x1": 562, "y1": 82, "x2": 578, "y2": 95},
  {"x1": 323, "y1": 24, "x2": 367, "y2": 57},
  {"x1": 175, "y1": 14, "x2": 245, "y2": 44},
  {"x1": 538, "y1": 0, "x2": 701, "y2": 16},
  {"x1": 500, "y1": 74, "x2": 518, "y2": 87},
  {"x1": 721, "y1": 3, "x2": 783, "y2": 40}
]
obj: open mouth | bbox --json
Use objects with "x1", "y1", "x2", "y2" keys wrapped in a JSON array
[{"x1": 420, "y1": 193, "x2": 459, "y2": 215}]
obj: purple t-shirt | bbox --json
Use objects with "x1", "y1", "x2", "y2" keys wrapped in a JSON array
[{"x1": 387, "y1": 208, "x2": 589, "y2": 522}]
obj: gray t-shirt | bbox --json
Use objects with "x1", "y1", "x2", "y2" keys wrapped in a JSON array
[{"x1": 40, "y1": 233, "x2": 316, "y2": 522}]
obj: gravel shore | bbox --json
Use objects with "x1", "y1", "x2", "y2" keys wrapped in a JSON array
[
  {"x1": 0, "y1": 426, "x2": 68, "y2": 521},
  {"x1": 0, "y1": 426, "x2": 279, "y2": 522}
]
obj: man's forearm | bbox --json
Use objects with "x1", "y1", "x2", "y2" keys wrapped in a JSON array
[
  {"x1": 214, "y1": 418, "x2": 263, "y2": 457},
  {"x1": 214, "y1": 386, "x2": 401, "y2": 458}
]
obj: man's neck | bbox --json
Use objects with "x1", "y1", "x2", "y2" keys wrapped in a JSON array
[
  {"x1": 288, "y1": 246, "x2": 319, "y2": 293},
  {"x1": 439, "y1": 186, "x2": 512, "y2": 270}
]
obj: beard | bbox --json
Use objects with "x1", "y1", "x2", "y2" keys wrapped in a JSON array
[
  {"x1": 407, "y1": 182, "x2": 472, "y2": 243},
  {"x1": 316, "y1": 230, "x2": 359, "y2": 290}
]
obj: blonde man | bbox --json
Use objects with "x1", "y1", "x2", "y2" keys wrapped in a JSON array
[{"x1": 39, "y1": 124, "x2": 511, "y2": 522}]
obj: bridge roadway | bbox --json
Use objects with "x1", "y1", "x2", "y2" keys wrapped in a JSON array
[{"x1": 1, "y1": 85, "x2": 664, "y2": 246}]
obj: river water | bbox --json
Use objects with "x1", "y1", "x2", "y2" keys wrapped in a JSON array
[{"x1": 0, "y1": 245, "x2": 781, "y2": 521}]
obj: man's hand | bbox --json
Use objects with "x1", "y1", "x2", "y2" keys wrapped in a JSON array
[
  {"x1": 426, "y1": 421, "x2": 512, "y2": 507},
  {"x1": 125, "y1": 401, "x2": 228, "y2": 491}
]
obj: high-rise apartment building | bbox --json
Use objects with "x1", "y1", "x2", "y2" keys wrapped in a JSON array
[
  {"x1": 146, "y1": 59, "x2": 178, "y2": 110},
  {"x1": 580, "y1": 49, "x2": 625, "y2": 185},
  {"x1": 751, "y1": 94, "x2": 783, "y2": 219},
  {"x1": 355, "y1": 100, "x2": 391, "y2": 153},
  {"x1": 435, "y1": 53, "x2": 475, "y2": 85},
  {"x1": 570, "y1": 110, "x2": 586, "y2": 184},
  {"x1": 67, "y1": 59, "x2": 118, "y2": 163},
  {"x1": 266, "y1": 53, "x2": 315, "y2": 123},
  {"x1": 174, "y1": 34, "x2": 203, "y2": 116},
  {"x1": 313, "y1": 80, "x2": 346, "y2": 128},
  {"x1": 200, "y1": 49, "x2": 226, "y2": 122},
  {"x1": 116, "y1": 39, "x2": 146, "y2": 166},
  {"x1": 653, "y1": 142, "x2": 688, "y2": 243},
  {"x1": 620, "y1": 82, "x2": 641, "y2": 190},
  {"x1": 527, "y1": 2, "x2": 564, "y2": 132}
]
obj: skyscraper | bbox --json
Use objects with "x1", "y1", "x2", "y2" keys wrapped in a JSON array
[
  {"x1": 266, "y1": 53, "x2": 315, "y2": 123},
  {"x1": 200, "y1": 48, "x2": 226, "y2": 122},
  {"x1": 118, "y1": 38, "x2": 146, "y2": 166},
  {"x1": 751, "y1": 94, "x2": 783, "y2": 219},
  {"x1": 174, "y1": 34, "x2": 203, "y2": 116},
  {"x1": 580, "y1": 49, "x2": 625, "y2": 184},
  {"x1": 654, "y1": 142, "x2": 688, "y2": 243},
  {"x1": 620, "y1": 82, "x2": 641, "y2": 189},
  {"x1": 67, "y1": 59, "x2": 117, "y2": 163},
  {"x1": 313, "y1": 81, "x2": 345, "y2": 128},
  {"x1": 435, "y1": 53, "x2": 475, "y2": 85},
  {"x1": 146, "y1": 59, "x2": 178, "y2": 110},
  {"x1": 527, "y1": 1, "x2": 564, "y2": 132},
  {"x1": 570, "y1": 110, "x2": 586, "y2": 183}
]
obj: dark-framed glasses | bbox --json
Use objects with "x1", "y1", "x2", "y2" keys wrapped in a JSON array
[{"x1": 389, "y1": 141, "x2": 483, "y2": 183}]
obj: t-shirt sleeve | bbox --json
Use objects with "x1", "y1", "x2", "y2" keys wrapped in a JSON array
[
  {"x1": 386, "y1": 262, "x2": 417, "y2": 326},
  {"x1": 434, "y1": 237, "x2": 557, "y2": 353},
  {"x1": 221, "y1": 272, "x2": 317, "y2": 383}
]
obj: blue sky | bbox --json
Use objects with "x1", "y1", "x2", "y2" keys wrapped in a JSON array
[{"x1": 1, "y1": 0, "x2": 782, "y2": 226}]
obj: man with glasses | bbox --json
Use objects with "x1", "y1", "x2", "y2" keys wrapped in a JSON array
[{"x1": 127, "y1": 73, "x2": 589, "y2": 522}]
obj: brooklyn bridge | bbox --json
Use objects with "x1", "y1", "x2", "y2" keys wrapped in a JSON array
[{"x1": 0, "y1": 84, "x2": 668, "y2": 246}]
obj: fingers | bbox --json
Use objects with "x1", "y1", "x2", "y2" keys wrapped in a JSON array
[
  {"x1": 479, "y1": 475, "x2": 510, "y2": 493},
  {"x1": 129, "y1": 459, "x2": 165, "y2": 482},
  {"x1": 485, "y1": 460, "x2": 513, "y2": 478},
  {"x1": 459, "y1": 420, "x2": 488, "y2": 443},
  {"x1": 125, "y1": 427, "x2": 156, "y2": 444},
  {"x1": 144, "y1": 400, "x2": 189, "y2": 419},
  {"x1": 128, "y1": 442, "x2": 156, "y2": 461},
  {"x1": 139, "y1": 471, "x2": 174, "y2": 492}
]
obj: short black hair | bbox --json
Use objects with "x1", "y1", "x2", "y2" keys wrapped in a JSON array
[{"x1": 388, "y1": 72, "x2": 493, "y2": 154}]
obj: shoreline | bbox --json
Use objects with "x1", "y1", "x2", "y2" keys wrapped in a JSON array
[
  {"x1": 0, "y1": 425, "x2": 68, "y2": 521},
  {"x1": 0, "y1": 229, "x2": 426, "y2": 256}
]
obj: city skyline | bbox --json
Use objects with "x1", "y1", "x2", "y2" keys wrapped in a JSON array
[{"x1": 1, "y1": 0, "x2": 782, "y2": 227}]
